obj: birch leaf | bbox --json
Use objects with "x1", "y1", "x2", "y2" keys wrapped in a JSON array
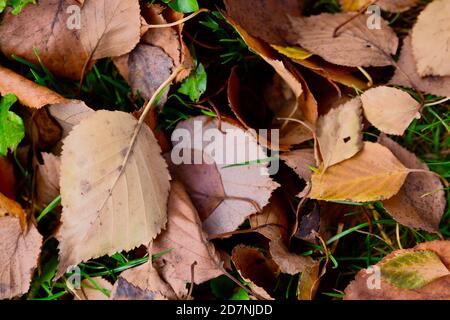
[
  {"x1": 310, "y1": 142, "x2": 408, "y2": 202},
  {"x1": 361, "y1": 86, "x2": 421, "y2": 135},
  {"x1": 56, "y1": 110, "x2": 171, "y2": 277}
]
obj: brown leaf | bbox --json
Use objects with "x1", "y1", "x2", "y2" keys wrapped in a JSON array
[
  {"x1": 316, "y1": 98, "x2": 363, "y2": 168},
  {"x1": 269, "y1": 238, "x2": 316, "y2": 275},
  {"x1": 153, "y1": 181, "x2": 223, "y2": 297},
  {"x1": 379, "y1": 134, "x2": 445, "y2": 233},
  {"x1": 0, "y1": 65, "x2": 67, "y2": 109},
  {"x1": 56, "y1": 110, "x2": 170, "y2": 276},
  {"x1": 111, "y1": 262, "x2": 177, "y2": 300},
  {"x1": 340, "y1": 0, "x2": 419, "y2": 12},
  {"x1": 0, "y1": 0, "x2": 87, "y2": 80},
  {"x1": 81, "y1": 0, "x2": 141, "y2": 63},
  {"x1": 231, "y1": 245, "x2": 279, "y2": 299},
  {"x1": 310, "y1": 142, "x2": 408, "y2": 202},
  {"x1": 75, "y1": 277, "x2": 112, "y2": 300},
  {"x1": 0, "y1": 194, "x2": 42, "y2": 299},
  {"x1": 36, "y1": 153, "x2": 61, "y2": 207},
  {"x1": 288, "y1": 13, "x2": 398, "y2": 67},
  {"x1": 390, "y1": 35, "x2": 450, "y2": 97},
  {"x1": 224, "y1": 0, "x2": 303, "y2": 45},
  {"x1": 32, "y1": 108, "x2": 63, "y2": 150},
  {"x1": 411, "y1": 0, "x2": 450, "y2": 77},
  {"x1": 168, "y1": 116, "x2": 279, "y2": 235},
  {"x1": 361, "y1": 86, "x2": 421, "y2": 135},
  {"x1": 297, "y1": 261, "x2": 321, "y2": 300},
  {"x1": 0, "y1": 156, "x2": 15, "y2": 199},
  {"x1": 344, "y1": 240, "x2": 450, "y2": 300},
  {"x1": 281, "y1": 148, "x2": 316, "y2": 183},
  {"x1": 249, "y1": 194, "x2": 290, "y2": 242},
  {"x1": 48, "y1": 100, "x2": 94, "y2": 139}
]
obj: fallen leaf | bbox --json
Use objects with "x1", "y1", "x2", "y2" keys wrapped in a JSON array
[
  {"x1": 390, "y1": 35, "x2": 450, "y2": 97},
  {"x1": 48, "y1": 100, "x2": 94, "y2": 139},
  {"x1": 316, "y1": 98, "x2": 363, "y2": 168},
  {"x1": 224, "y1": 0, "x2": 303, "y2": 45},
  {"x1": 280, "y1": 148, "x2": 316, "y2": 182},
  {"x1": 340, "y1": 0, "x2": 419, "y2": 12},
  {"x1": 379, "y1": 134, "x2": 445, "y2": 232},
  {"x1": 288, "y1": 13, "x2": 398, "y2": 67},
  {"x1": 168, "y1": 116, "x2": 279, "y2": 235},
  {"x1": 297, "y1": 261, "x2": 321, "y2": 300},
  {"x1": 153, "y1": 181, "x2": 223, "y2": 296},
  {"x1": 411, "y1": 0, "x2": 450, "y2": 77},
  {"x1": 361, "y1": 86, "x2": 421, "y2": 135},
  {"x1": 0, "y1": 156, "x2": 15, "y2": 199},
  {"x1": 0, "y1": 65, "x2": 68, "y2": 109},
  {"x1": 0, "y1": 0, "x2": 87, "y2": 79},
  {"x1": 0, "y1": 94, "x2": 24, "y2": 157},
  {"x1": 32, "y1": 108, "x2": 63, "y2": 150},
  {"x1": 111, "y1": 262, "x2": 177, "y2": 300},
  {"x1": 345, "y1": 240, "x2": 450, "y2": 300},
  {"x1": 36, "y1": 153, "x2": 61, "y2": 207},
  {"x1": 269, "y1": 238, "x2": 316, "y2": 275},
  {"x1": 310, "y1": 142, "x2": 409, "y2": 202},
  {"x1": 75, "y1": 277, "x2": 112, "y2": 300},
  {"x1": 231, "y1": 245, "x2": 279, "y2": 300},
  {"x1": 56, "y1": 110, "x2": 171, "y2": 276},
  {"x1": 295, "y1": 202, "x2": 321, "y2": 242},
  {"x1": 249, "y1": 194, "x2": 290, "y2": 242},
  {"x1": 0, "y1": 194, "x2": 42, "y2": 299},
  {"x1": 81, "y1": 0, "x2": 141, "y2": 69}
]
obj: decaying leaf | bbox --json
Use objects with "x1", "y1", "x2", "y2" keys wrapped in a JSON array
[
  {"x1": 0, "y1": 156, "x2": 15, "y2": 199},
  {"x1": 288, "y1": 13, "x2": 398, "y2": 67},
  {"x1": 0, "y1": 66, "x2": 67, "y2": 109},
  {"x1": 75, "y1": 277, "x2": 112, "y2": 300},
  {"x1": 269, "y1": 238, "x2": 316, "y2": 275},
  {"x1": 297, "y1": 261, "x2": 321, "y2": 300},
  {"x1": 249, "y1": 194, "x2": 290, "y2": 242},
  {"x1": 0, "y1": 0, "x2": 87, "y2": 80},
  {"x1": 48, "y1": 100, "x2": 94, "y2": 139},
  {"x1": 411, "y1": 0, "x2": 450, "y2": 77},
  {"x1": 316, "y1": 98, "x2": 363, "y2": 168},
  {"x1": 390, "y1": 36, "x2": 450, "y2": 97},
  {"x1": 153, "y1": 181, "x2": 223, "y2": 296},
  {"x1": 361, "y1": 86, "x2": 421, "y2": 135},
  {"x1": 111, "y1": 262, "x2": 177, "y2": 300},
  {"x1": 168, "y1": 116, "x2": 279, "y2": 235},
  {"x1": 0, "y1": 194, "x2": 42, "y2": 299},
  {"x1": 36, "y1": 153, "x2": 61, "y2": 207},
  {"x1": 57, "y1": 110, "x2": 171, "y2": 276},
  {"x1": 231, "y1": 245, "x2": 279, "y2": 300},
  {"x1": 339, "y1": 0, "x2": 419, "y2": 12},
  {"x1": 81, "y1": 0, "x2": 141, "y2": 67},
  {"x1": 379, "y1": 134, "x2": 445, "y2": 233},
  {"x1": 281, "y1": 148, "x2": 316, "y2": 183},
  {"x1": 310, "y1": 142, "x2": 409, "y2": 202},
  {"x1": 224, "y1": 0, "x2": 303, "y2": 45},
  {"x1": 345, "y1": 241, "x2": 450, "y2": 300}
]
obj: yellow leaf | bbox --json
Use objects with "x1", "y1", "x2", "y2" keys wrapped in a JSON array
[
  {"x1": 310, "y1": 142, "x2": 408, "y2": 202},
  {"x1": 271, "y1": 45, "x2": 313, "y2": 60}
]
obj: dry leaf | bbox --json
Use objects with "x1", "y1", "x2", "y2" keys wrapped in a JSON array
[
  {"x1": 75, "y1": 277, "x2": 112, "y2": 300},
  {"x1": 249, "y1": 194, "x2": 290, "y2": 242},
  {"x1": 111, "y1": 262, "x2": 177, "y2": 300},
  {"x1": 32, "y1": 108, "x2": 63, "y2": 150},
  {"x1": 0, "y1": 156, "x2": 15, "y2": 199},
  {"x1": 48, "y1": 100, "x2": 94, "y2": 139},
  {"x1": 0, "y1": 66, "x2": 67, "y2": 109},
  {"x1": 281, "y1": 148, "x2": 316, "y2": 183},
  {"x1": 340, "y1": 0, "x2": 419, "y2": 12},
  {"x1": 231, "y1": 245, "x2": 279, "y2": 300},
  {"x1": 297, "y1": 261, "x2": 321, "y2": 300},
  {"x1": 345, "y1": 240, "x2": 450, "y2": 300},
  {"x1": 224, "y1": 0, "x2": 303, "y2": 45},
  {"x1": 379, "y1": 134, "x2": 445, "y2": 233},
  {"x1": 153, "y1": 181, "x2": 223, "y2": 296},
  {"x1": 411, "y1": 0, "x2": 450, "y2": 77},
  {"x1": 269, "y1": 238, "x2": 316, "y2": 275},
  {"x1": 56, "y1": 110, "x2": 171, "y2": 276},
  {"x1": 81, "y1": 0, "x2": 141, "y2": 65},
  {"x1": 36, "y1": 153, "x2": 61, "y2": 207},
  {"x1": 390, "y1": 36, "x2": 450, "y2": 97},
  {"x1": 310, "y1": 142, "x2": 409, "y2": 202},
  {"x1": 0, "y1": 0, "x2": 87, "y2": 80},
  {"x1": 316, "y1": 98, "x2": 363, "y2": 168},
  {"x1": 288, "y1": 13, "x2": 398, "y2": 67},
  {"x1": 0, "y1": 194, "x2": 42, "y2": 299},
  {"x1": 361, "y1": 86, "x2": 421, "y2": 135},
  {"x1": 168, "y1": 116, "x2": 279, "y2": 235}
]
